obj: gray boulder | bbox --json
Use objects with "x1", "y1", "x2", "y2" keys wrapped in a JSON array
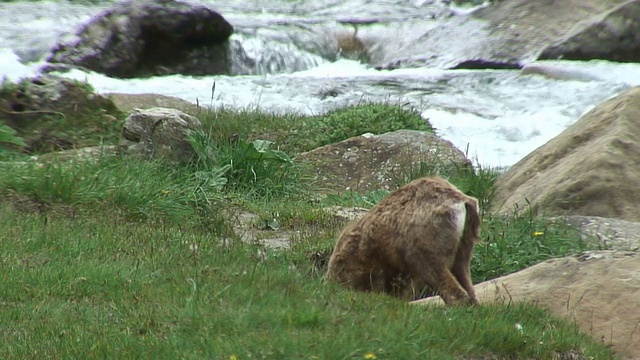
[
  {"x1": 121, "y1": 107, "x2": 202, "y2": 164},
  {"x1": 107, "y1": 93, "x2": 201, "y2": 115},
  {"x1": 47, "y1": 0, "x2": 234, "y2": 78},
  {"x1": 297, "y1": 129, "x2": 471, "y2": 193},
  {"x1": 540, "y1": 0, "x2": 640, "y2": 62},
  {"x1": 372, "y1": 0, "x2": 640, "y2": 69}
]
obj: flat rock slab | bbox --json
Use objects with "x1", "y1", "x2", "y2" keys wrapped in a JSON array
[
  {"x1": 107, "y1": 93, "x2": 202, "y2": 115},
  {"x1": 560, "y1": 215, "x2": 640, "y2": 252},
  {"x1": 413, "y1": 251, "x2": 640, "y2": 359}
]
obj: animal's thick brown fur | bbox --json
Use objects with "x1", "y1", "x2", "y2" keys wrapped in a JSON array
[{"x1": 325, "y1": 176, "x2": 481, "y2": 305}]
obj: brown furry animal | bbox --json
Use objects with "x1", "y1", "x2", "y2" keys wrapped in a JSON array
[{"x1": 326, "y1": 176, "x2": 481, "y2": 305}]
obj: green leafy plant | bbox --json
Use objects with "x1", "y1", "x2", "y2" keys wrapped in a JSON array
[
  {"x1": 189, "y1": 130, "x2": 306, "y2": 200},
  {"x1": 0, "y1": 124, "x2": 25, "y2": 146},
  {"x1": 223, "y1": 138, "x2": 302, "y2": 199}
]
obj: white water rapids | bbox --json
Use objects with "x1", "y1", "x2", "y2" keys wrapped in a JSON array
[{"x1": 2, "y1": 0, "x2": 640, "y2": 168}]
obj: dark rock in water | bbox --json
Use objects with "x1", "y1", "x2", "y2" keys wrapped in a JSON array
[
  {"x1": 229, "y1": 39, "x2": 257, "y2": 75},
  {"x1": 47, "y1": 0, "x2": 234, "y2": 78},
  {"x1": 370, "y1": 0, "x2": 640, "y2": 70},
  {"x1": 451, "y1": 60, "x2": 521, "y2": 70}
]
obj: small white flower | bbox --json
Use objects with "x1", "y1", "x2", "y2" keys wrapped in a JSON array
[{"x1": 515, "y1": 323, "x2": 523, "y2": 333}]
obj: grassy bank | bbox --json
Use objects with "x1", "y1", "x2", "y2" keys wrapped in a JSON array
[{"x1": 0, "y1": 103, "x2": 612, "y2": 359}]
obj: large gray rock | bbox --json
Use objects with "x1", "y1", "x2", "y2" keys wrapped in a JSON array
[
  {"x1": 539, "y1": 0, "x2": 640, "y2": 62},
  {"x1": 371, "y1": 0, "x2": 640, "y2": 69},
  {"x1": 491, "y1": 87, "x2": 640, "y2": 222},
  {"x1": 121, "y1": 107, "x2": 202, "y2": 164},
  {"x1": 47, "y1": 0, "x2": 234, "y2": 78},
  {"x1": 413, "y1": 251, "x2": 640, "y2": 360},
  {"x1": 297, "y1": 130, "x2": 471, "y2": 193}
]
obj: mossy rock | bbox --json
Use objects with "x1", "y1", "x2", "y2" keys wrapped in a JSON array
[
  {"x1": 297, "y1": 129, "x2": 471, "y2": 193},
  {"x1": 0, "y1": 75, "x2": 124, "y2": 154}
]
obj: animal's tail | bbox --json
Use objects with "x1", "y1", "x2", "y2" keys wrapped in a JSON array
[{"x1": 464, "y1": 200, "x2": 482, "y2": 243}]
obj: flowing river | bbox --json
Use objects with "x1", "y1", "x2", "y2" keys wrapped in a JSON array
[{"x1": 2, "y1": 0, "x2": 640, "y2": 168}]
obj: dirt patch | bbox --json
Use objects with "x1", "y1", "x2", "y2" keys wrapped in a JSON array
[{"x1": 4, "y1": 190, "x2": 77, "y2": 219}]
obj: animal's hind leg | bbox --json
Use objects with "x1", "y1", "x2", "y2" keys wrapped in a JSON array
[
  {"x1": 451, "y1": 250, "x2": 478, "y2": 305},
  {"x1": 430, "y1": 267, "x2": 472, "y2": 306},
  {"x1": 405, "y1": 254, "x2": 472, "y2": 306}
]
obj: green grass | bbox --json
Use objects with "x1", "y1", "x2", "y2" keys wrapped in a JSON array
[
  {"x1": 198, "y1": 102, "x2": 433, "y2": 154},
  {"x1": 472, "y1": 210, "x2": 590, "y2": 283},
  {"x1": 0, "y1": 157, "x2": 209, "y2": 222},
  {"x1": 0, "y1": 206, "x2": 612, "y2": 360},
  {"x1": 0, "y1": 124, "x2": 27, "y2": 160},
  {"x1": 0, "y1": 102, "x2": 614, "y2": 359}
]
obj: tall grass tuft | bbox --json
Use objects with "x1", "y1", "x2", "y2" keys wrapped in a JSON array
[
  {"x1": 196, "y1": 102, "x2": 434, "y2": 155},
  {"x1": 289, "y1": 102, "x2": 434, "y2": 152},
  {"x1": 472, "y1": 206, "x2": 591, "y2": 283}
]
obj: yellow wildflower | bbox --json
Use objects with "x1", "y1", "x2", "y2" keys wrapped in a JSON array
[
  {"x1": 533, "y1": 231, "x2": 544, "y2": 236},
  {"x1": 228, "y1": 355, "x2": 238, "y2": 360},
  {"x1": 364, "y1": 353, "x2": 377, "y2": 359}
]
